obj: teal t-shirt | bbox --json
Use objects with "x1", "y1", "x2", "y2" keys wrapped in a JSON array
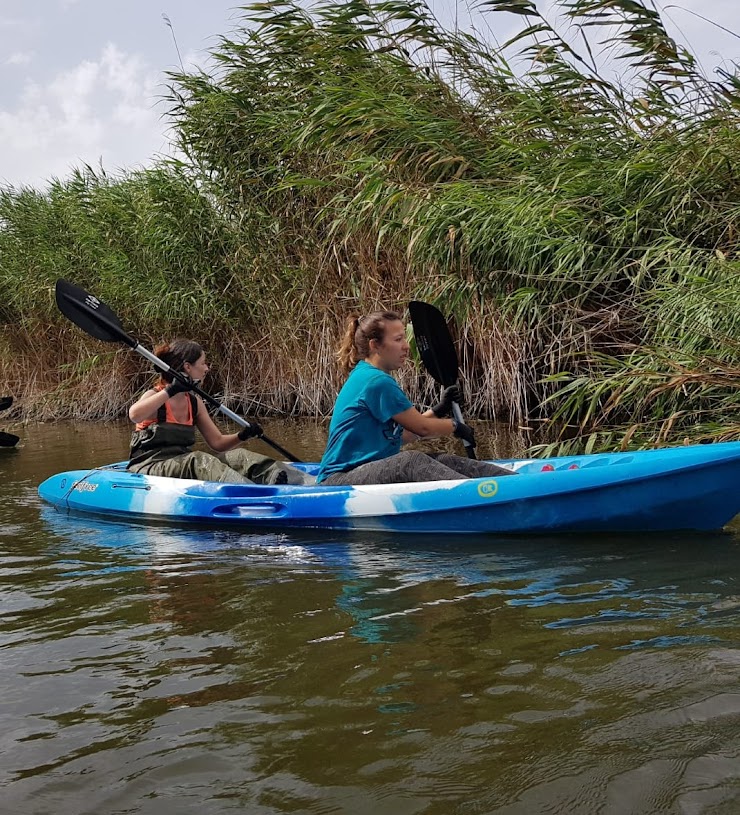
[{"x1": 318, "y1": 360, "x2": 413, "y2": 482}]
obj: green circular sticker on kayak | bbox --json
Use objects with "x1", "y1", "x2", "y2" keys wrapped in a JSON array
[{"x1": 477, "y1": 479, "x2": 498, "y2": 498}]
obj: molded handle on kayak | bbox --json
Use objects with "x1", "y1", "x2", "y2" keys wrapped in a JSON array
[{"x1": 210, "y1": 503, "x2": 288, "y2": 518}]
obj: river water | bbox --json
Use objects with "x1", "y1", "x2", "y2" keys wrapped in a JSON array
[{"x1": 2, "y1": 420, "x2": 740, "y2": 814}]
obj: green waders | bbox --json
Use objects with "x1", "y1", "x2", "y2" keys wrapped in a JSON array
[
  {"x1": 127, "y1": 409, "x2": 314, "y2": 485},
  {"x1": 128, "y1": 448, "x2": 305, "y2": 485}
]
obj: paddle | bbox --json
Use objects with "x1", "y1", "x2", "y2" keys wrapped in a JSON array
[
  {"x1": 55, "y1": 279, "x2": 302, "y2": 463},
  {"x1": 0, "y1": 397, "x2": 19, "y2": 446},
  {"x1": 0, "y1": 431, "x2": 19, "y2": 447},
  {"x1": 408, "y1": 300, "x2": 476, "y2": 459}
]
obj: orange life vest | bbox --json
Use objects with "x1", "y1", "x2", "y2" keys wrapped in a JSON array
[{"x1": 135, "y1": 386, "x2": 197, "y2": 430}]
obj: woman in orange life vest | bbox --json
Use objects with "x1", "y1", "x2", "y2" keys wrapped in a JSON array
[
  {"x1": 317, "y1": 312, "x2": 517, "y2": 485},
  {"x1": 127, "y1": 339, "x2": 311, "y2": 485}
]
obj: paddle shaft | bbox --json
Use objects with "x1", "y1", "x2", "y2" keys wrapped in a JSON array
[{"x1": 451, "y1": 399, "x2": 475, "y2": 459}]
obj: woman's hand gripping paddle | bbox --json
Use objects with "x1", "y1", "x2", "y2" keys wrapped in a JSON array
[
  {"x1": 55, "y1": 279, "x2": 302, "y2": 463},
  {"x1": 408, "y1": 300, "x2": 476, "y2": 459}
]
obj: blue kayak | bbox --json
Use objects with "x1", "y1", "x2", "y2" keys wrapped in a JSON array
[{"x1": 37, "y1": 442, "x2": 740, "y2": 534}]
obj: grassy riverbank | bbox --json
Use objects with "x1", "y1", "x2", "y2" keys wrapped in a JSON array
[{"x1": 1, "y1": 0, "x2": 738, "y2": 452}]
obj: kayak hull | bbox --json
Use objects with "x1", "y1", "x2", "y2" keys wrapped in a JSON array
[{"x1": 37, "y1": 442, "x2": 740, "y2": 535}]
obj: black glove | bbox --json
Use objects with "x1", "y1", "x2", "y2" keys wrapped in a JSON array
[
  {"x1": 431, "y1": 384, "x2": 462, "y2": 418},
  {"x1": 238, "y1": 421, "x2": 263, "y2": 441},
  {"x1": 452, "y1": 418, "x2": 476, "y2": 446},
  {"x1": 165, "y1": 375, "x2": 196, "y2": 397}
]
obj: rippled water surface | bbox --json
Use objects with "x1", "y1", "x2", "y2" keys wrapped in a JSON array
[{"x1": 3, "y1": 421, "x2": 740, "y2": 814}]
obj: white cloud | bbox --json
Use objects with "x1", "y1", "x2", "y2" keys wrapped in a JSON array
[
  {"x1": 6, "y1": 51, "x2": 33, "y2": 66},
  {"x1": 0, "y1": 44, "x2": 172, "y2": 189}
]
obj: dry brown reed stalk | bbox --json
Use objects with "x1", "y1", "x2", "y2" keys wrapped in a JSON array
[
  {"x1": 2, "y1": 325, "x2": 138, "y2": 421},
  {"x1": 462, "y1": 304, "x2": 528, "y2": 424}
]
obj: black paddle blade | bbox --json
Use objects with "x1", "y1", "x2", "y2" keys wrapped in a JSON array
[
  {"x1": 408, "y1": 300, "x2": 459, "y2": 387},
  {"x1": 0, "y1": 396, "x2": 12, "y2": 412},
  {"x1": 0, "y1": 431, "x2": 19, "y2": 447},
  {"x1": 55, "y1": 279, "x2": 136, "y2": 348},
  {"x1": 409, "y1": 300, "x2": 477, "y2": 459}
]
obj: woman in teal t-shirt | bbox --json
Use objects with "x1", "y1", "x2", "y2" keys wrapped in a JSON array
[{"x1": 318, "y1": 311, "x2": 516, "y2": 485}]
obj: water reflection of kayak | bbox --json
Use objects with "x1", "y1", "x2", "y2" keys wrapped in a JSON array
[{"x1": 37, "y1": 442, "x2": 740, "y2": 534}]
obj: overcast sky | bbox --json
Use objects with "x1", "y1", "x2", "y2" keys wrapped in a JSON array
[{"x1": 1, "y1": 0, "x2": 738, "y2": 190}]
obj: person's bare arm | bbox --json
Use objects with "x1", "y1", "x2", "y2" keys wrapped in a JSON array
[
  {"x1": 195, "y1": 400, "x2": 244, "y2": 452},
  {"x1": 128, "y1": 389, "x2": 168, "y2": 423},
  {"x1": 393, "y1": 406, "x2": 455, "y2": 441}
]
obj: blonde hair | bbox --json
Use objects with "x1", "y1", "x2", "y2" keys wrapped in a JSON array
[{"x1": 336, "y1": 311, "x2": 402, "y2": 374}]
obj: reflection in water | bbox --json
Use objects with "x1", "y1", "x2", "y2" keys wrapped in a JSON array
[{"x1": 2, "y1": 422, "x2": 740, "y2": 813}]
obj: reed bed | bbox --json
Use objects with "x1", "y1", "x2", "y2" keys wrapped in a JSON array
[{"x1": 0, "y1": 0, "x2": 738, "y2": 452}]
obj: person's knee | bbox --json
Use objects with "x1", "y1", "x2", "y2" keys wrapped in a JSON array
[
  {"x1": 181, "y1": 451, "x2": 214, "y2": 479},
  {"x1": 191, "y1": 452, "x2": 213, "y2": 465},
  {"x1": 395, "y1": 450, "x2": 428, "y2": 478},
  {"x1": 223, "y1": 449, "x2": 251, "y2": 466},
  {"x1": 396, "y1": 451, "x2": 423, "y2": 462}
]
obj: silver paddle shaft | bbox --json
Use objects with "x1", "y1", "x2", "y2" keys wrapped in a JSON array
[{"x1": 452, "y1": 402, "x2": 473, "y2": 447}]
